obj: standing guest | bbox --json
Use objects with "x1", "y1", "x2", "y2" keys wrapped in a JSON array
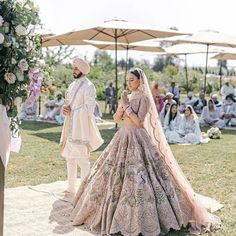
[
  {"x1": 220, "y1": 78, "x2": 234, "y2": 100},
  {"x1": 60, "y1": 58, "x2": 103, "y2": 194},
  {"x1": 70, "y1": 68, "x2": 222, "y2": 236},
  {"x1": 151, "y1": 80, "x2": 160, "y2": 98},
  {"x1": 168, "y1": 81, "x2": 180, "y2": 104},
  {"x1": 220, "y1": 94, "x2": 236, "y2": 126},
  {"x1": 199, "y1": 99, "x2": 225, "y2": 128},
  {"x1": 164, "y1": 103, "x2": 183, "y2": 144},
  {"x1": 105, "y1": 82, "x2": 116, "y2": 114},
  {"x1": 211, "y1": 94, "x2": 222, "y2": 108},
  {"x1": 193, "y1": 92, "x2": 207, "y2": 114}
]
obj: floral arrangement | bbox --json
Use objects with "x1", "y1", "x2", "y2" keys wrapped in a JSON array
[
  {"x1": 207, "y1": 127, "x2": 222, "y2": 139},
  {"x1": 0, "y1": 0, "x2": 43, "y2": 131}
]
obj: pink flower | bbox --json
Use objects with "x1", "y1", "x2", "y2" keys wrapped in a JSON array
[
  {"x1": 4, "y1": 73, "x2": 16, "y2": 84},
  {"x1": 0, "y1": 16, "x2": 4, "y2": 27},
  {"x1": 18, "y1": 59, "x2": 29, "y2": 71}
]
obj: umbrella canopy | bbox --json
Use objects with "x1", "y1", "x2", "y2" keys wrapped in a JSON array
[
  {"x1": 212, "y1": 52, "x2": 236, "y2": 60},
  {"x1": 42, "y1": 19, "x2": 188, "y2": 46},
  {"x1": 161, "y1": 31, "x2": 236, "y2": 94},
  {"x1": 42, "y1": 19, "x2": 189, "y2": 128}
]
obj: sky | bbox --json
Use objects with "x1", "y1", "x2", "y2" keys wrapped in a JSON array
[{"x1": 33, "y1": 0, "x2": 236, "y2": 67}]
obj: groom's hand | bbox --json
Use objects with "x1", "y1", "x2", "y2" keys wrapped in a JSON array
[{"x1": 63, "y1": 105, "x2": 71, "y2": 116}]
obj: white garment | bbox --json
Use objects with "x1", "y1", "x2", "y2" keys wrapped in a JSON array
[
  {"x1": 180, "y1": 96, "x2": 197, "y2": 112},
  {"x1": 200, "y1": 105, "x2": 225, "y2": 129},
  {"x1": 164, "y1": 112, "x2": 183, "y2": 144},
  {"x1": 220, "y1": 102, "x2": 236, "y2": 126},
  {"x1": 60, "y1": 76, "x2": 103, "y2": 192},
  {"x1": 180, "y1": 116, "x2": 201, "y2": 144},
  {"x1": 67, "y1": 157, "x2": 90, "y2": 193},
  {"x1": 60, "y1": 76, "x2": 103, "y2": 155},
  {"x1": 220, "y1": 84, "x2": 234, "y2": 99},
  {"x1": 0, "y1": 105, "x2": 11, "y2": 167}
]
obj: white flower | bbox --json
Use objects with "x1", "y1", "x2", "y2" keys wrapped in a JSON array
[
  {"x1": 18, "y1": 59, "x2": 29, "y2": 71},
  {"x1": 0, "y1": 15, "x2": 4, "y2": 27},
  {"x1": 15, "y1": 24, "x2": 27, "y2": 36},
  {"x1": 16, "y1": 71, "x2": 24, "y2": 81},
  {"x1": 11, "y1": 58, "x2": 17, "y2": 64},
  {"x1": 4, "y1": 73, "x2": 16, "y2": 84},
  {"x1": 0, "y1": 33, "x2": 4, "y2": 44}
]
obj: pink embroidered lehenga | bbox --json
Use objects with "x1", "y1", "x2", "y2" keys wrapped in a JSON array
[{"x1": 70, "y1": 70, "x2": 222, "y2": 236}]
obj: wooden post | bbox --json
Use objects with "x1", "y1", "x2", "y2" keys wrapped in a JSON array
[{"x1": 0, "y1": 158, "x2": 4, "y2": 236}]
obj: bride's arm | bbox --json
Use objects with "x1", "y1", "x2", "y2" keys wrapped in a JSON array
[{"x1": 113, "y1": 104, "x2": 125, "y2": 123}]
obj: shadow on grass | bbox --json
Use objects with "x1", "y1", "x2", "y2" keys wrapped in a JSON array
[
  {"x1": 30, "y1": 126, "x2": 116, "y2": 147},
  {"x1": 32, "y1": 132, "x2": 61, "y2": 143},
  {"x1": 20, "y1": 121, "x2": 59, "y2": 131}
]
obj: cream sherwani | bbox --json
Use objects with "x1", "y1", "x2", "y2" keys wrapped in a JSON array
[{"x1": 60, "y1": 76, "x2": 103, "y2": 192}]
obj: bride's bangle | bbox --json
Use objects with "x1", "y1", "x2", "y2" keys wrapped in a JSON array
[{"x1": 122, "y1": 104, "x2": 129, "y2": 111}]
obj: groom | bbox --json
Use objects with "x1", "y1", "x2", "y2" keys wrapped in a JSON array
[{"x1": 60, "y1": 58, "x2": 103, "y2": 194}]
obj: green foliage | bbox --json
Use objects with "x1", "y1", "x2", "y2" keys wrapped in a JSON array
[{"x1": 0, "y1": 0, "x2": 42, "y2": 113}]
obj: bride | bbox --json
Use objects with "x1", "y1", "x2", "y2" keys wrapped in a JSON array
[{"x1": 70, "y1": 68, "x2": 222, "y2": 236}]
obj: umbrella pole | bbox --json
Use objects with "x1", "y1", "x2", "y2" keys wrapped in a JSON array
[
  {"x1": 204, "y1": 44, "x2": 209, "y2": 95},
  {"x1": 124, "y1": 47, "x2": 129, "y2": 90},
  {"x1": 0, "y1": 158, "x2": 4, "y2": 236},
  {"x1": 219, "y1": 63, "x2": 222, "y2": 89},
  {"x1": 185, "y1": 54, "x2": 189, "y2": 93},
  {"x1": 115, "y1": 29, "x2": 118, "y2": 129}
]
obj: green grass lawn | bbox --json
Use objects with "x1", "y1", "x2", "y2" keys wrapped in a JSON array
[{"x1": 6, "y1": 118, "x2": 236, "y2": 235}]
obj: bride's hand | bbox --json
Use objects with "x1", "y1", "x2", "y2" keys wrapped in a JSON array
[{"x1": 122, "y1": 91, "x2": 129, "y2": 105}]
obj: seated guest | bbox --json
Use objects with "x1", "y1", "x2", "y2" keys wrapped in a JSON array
[
  {"x1": 211, "y1": 94, "x2": 222, "y2": 108},
  {"x1": 164, "y1": 92, "x2": 176, "y2": 105},
  {"x1": 199, "y1": 99, "x2": 225, "y2": 128},
  {"x1": 20, "y1": 101, "x2": 37, "y2": 120},
  {"x1": 220, "y1": 78, "x2": 234, "y2": 100},
  {"x1": 164, "y1": 103, "x2": 183, "y2": 144},
  {"x1": 180, "y1": 92, "x2": 197, "y2": 112},
  {"x1": 44, "y1": 91, "x2": 64, "y2": 120},
  {"x1": 220, "y1": 94, "x2": 236, "y2": 127},
  {"x1": 159, "y1": 102, "x2": 170, "y2": 127},
  {"x1": 180, "y1": 105, "x2": 208, "y2": 144},
  {"x1": 193, "y1": 92, "x2": 207, "y2": 114}
]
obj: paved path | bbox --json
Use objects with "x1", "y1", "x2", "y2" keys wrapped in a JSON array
[{"x1": 5, "y1": 181, "x2": 96, "y2": 236}]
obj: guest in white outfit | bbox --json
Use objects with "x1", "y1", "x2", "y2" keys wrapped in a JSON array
[
  {"x1": 200, "y1": 99, "x2": 225, "y2": 128},
  {"x1": 20, "y1": 101, "x2": 37, "y2": 120},
  {"x1": 165, "y1": 92, "x2": 176, "y2": 105},
  {"x1": 180, "y1": 92, "x2": 197, "y2": 112},
  {"x1": 60, "y1": 58, "x2": 103, "y2": 194},
  {"x1": 180, "y1": 105, "x2": 208, "y2": 144},
  {"x1": 220, "y1": 94, "x2": 236, "y2": 127},
  {"x1": 44, "y1": 91, "x2": 64, "y2": 120},
  {"x1": 159, "y1": 102, "x2": 170, "y2": 127},
  {"x1": 220, "y1": 78, "x2": 234, "y2": 100},
  {"x1": 211, "y1": 94, "x2": 222, "y2": 108},
  {"x1": 164, "y1": 103, "x2": 183, "y2": 144}
]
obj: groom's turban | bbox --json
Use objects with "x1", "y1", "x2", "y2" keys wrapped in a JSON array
[{"x1": 72, "y1": 58, "x2": 90, "y2": 75}]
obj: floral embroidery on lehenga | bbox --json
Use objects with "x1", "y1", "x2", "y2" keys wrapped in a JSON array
[{"x1": 70, "y1": 93, "x2": 221, "y2": 236}]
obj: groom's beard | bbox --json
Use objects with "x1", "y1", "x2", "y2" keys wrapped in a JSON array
[{"x1": 73, "y1": 72, "x2": 83, "y2": 79}]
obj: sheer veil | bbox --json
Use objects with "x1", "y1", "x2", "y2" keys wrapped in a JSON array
[{"x1": 137, "y1": 68, "x2": 222, "y2": 234}]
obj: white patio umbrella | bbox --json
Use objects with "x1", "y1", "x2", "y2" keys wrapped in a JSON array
[
  {"x1": 42, "y1": 19, "x2": 188, "y2": 108},
  {"x1": 162, "y1": 43, "x2": 222, "y2": 92},
  {"x1": 87, "y1": 40, "x2": 165, "y2": 88},
  {"x1": 161, "y1": 30, "x2": 236, "y2": 94}
]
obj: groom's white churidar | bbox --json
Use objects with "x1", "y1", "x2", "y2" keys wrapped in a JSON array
[{"x1": 60, "y1": 58, "x2": 103, "y2": 193}]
